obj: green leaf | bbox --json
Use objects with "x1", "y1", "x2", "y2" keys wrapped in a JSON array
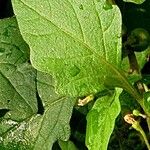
[
  {"x1": 0, "y1": 118, "x2": 33, "y2": 150},
  {"x1": 123, "y1": 0, "x2": 146, "y2": 4},
  {"x1": 86, "y1": 88, "x2": 122, "y2": 150},
  {"x1": 0, "y1": 17, "x2": 29, "y2": 64},
  {"x1": 0, "y1": 17, "x2": 37, "y2": 121},
  {"x1": 58, "y1": 140, "x2": 78, "y2": 150},
  {"x1": 0, "y1": 72, "x2": 75, "y2": 150},
  {"x1": 12, "y1": 0, "x2": 122, "y2": 97},
  {"x1": 35, "y1": 72, "x2": 75, "y2": 150},
  {"x1": 0, "y1": 63, "x2": 37, "y2": 121},
  {"x1": 29, "y1": 96, "x2": 74, "y2": 150}
]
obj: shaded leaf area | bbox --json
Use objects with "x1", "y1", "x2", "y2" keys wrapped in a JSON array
[
  {"x1": 0, "y1": 63, "x2": 37, "y2": 121},
  {"x1": 86, "y1": 88, "x2": 121, "y2": 150},
  {"x1": 35, "y1": 72, "x2": 75, "y2": 150},
  {"x1": 0, "y1": 72, "x2": 75, "y2": 150},
  {"x1": 0, "y1": 118, "x2": 34, "y2": 150},
  {"x1": 0, "y1": 17, "x2": 37, "y2": 148},
  {"x1": 0, "y1": 17, "x2": 29, "y2": 64},
  {"x1": 119, "y1": 90, "x2": 141, "y2": 113},
  {"x1": 0, "y1": 17, "x2": 37, "y2": 121},
  {"x1": 12, "y1": 0, "x2": 123, "y2": 97},
  {"x1": 0, "y1": 17, "x2": 75, "y2": 149}
]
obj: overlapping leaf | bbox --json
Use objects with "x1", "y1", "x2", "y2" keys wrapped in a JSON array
[
  {"x1": 0, "y1": 72, "x2": 75, "y2": 150},
  {"x1": 35, "y1": 72, "x2": 75, "y2": 150},
  {"x1": 86, "y1": 88, "x2": 122, "y2": 150},
  {"x1": 0, "y1": 17, "x2": 29, "y2": 64},
  {"x1": 0, "y1": 17, "x2": 75, "y2": 150},
  {"x1": 0, "y1": 17, "x2": 37, "y2": 121}
]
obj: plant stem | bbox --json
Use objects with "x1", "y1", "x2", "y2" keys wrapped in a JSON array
[
  {"x1": 127, "y1": 51, "x2": 150, "y2": 132},
  {"x1": 132, "y1": 121, "x2": 150, "y2": 150},
  {"x1": 128, "y1": 51, "x2": 140, "y2": 74},
  {"x1": 139, "y1": 127, "x2": 150, "y2": 150},
  {"x1": 146, "y1": 116, "x2": 150, "y2": 133}
]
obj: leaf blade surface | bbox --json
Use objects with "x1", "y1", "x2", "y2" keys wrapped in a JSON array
[
  {"x1": 86, "y1": 88, "x2": 122, "y2": 150},
  {"x1": 12, "y1": 0, "x2": 122, "y2": 96}
]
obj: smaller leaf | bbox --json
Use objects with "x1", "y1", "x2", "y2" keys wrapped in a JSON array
[
  {"x1": 144, "y1": 91, "x2": 150, "y2": 112},
  {"x1": 123, "y1": 0, "x2": 145, "y2": 4},
  {"x1": 0, "y1": 63, "x2": 37, "y2": 121},
  {"x1": 35, "y1": 72, "x2": 76, "y2": 150},
  {"x1": 0, "y1": 17, "x2": 37, "y2": 121},
  {"x1": 86, "y1": 88, "x2": 122, "y2": 150}
]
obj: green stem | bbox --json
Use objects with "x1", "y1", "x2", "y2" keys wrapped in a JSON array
[
  {"x1": 146, "y1": 116, "x2": 150, "y2": 133},
  {"x1": 133, "y1": 121, "x2": 150, "y2": 150},
  {"x1": 139, "y1": 128, "x2": 150, "y2": 150}
]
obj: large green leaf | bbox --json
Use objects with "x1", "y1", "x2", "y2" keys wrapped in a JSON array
[
  {"x1": 0, "y1": 17, "x2": 37, "y2": 121},
  {"x1": 12, "y1": 0, "x2": 122, "y2": 97},
  {"x1": 86, "y1": 88, "x2": 122, "y2": 150}
]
